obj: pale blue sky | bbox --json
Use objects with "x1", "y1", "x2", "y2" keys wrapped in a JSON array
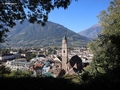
[{"x1": 48, "y1": 0, "x2": 111, "y2": 33}]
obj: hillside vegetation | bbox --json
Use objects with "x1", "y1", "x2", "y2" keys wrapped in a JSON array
[{"x1": 5, "y1": 20, "x2": 91, "y2": 47}]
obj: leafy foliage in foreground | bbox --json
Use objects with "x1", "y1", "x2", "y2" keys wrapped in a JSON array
[
  {"x1": 87, "y1": 0, "x2": 120, "y2": 75},
  {"x1": 0, "y1": 67, "x2": 120, "y2": 90},
  {"x1": 0, "y1": 63, "x2": 120, "y2": 90}
]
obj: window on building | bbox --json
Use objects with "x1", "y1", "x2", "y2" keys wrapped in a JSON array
[{"x1": 63, "y1": 50, "x2": 65, "y2": 53}]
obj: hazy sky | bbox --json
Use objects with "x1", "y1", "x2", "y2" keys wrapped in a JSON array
[{"x1": 48, "y1": 0, "x2": 111, "y2": 33}]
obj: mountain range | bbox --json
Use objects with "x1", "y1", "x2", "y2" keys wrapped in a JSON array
[
  {"x1": 2, "y1": 20, "x2": 91, "y2": 48},
  {"x1": 78, "y1": 23, "x2": 102, "y2": 39}
]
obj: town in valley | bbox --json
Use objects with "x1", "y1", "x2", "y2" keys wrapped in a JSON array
[{"x1": 0, "y1": 36, "x2": 93, "y2": 77}]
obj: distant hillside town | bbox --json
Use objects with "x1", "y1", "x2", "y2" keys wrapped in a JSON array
[{"x1": 0, "y1": 36, "x2": 93, "y2": 77}]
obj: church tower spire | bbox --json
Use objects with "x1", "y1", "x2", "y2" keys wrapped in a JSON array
[{"x1": 62, "y1": 36, "x2": 68, "y2": 73}]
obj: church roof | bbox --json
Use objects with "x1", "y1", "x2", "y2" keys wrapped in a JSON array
[{"x1": 63, "y1": 35, "x2": 67, "y2": 40}]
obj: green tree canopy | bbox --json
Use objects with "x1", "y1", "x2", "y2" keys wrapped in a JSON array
[
  {"x1": 0, "y1": 0, "x2": 76, "y2": 42},
  {"x1": 87, "y1": 0, "x2": 120, "y2": 74}
]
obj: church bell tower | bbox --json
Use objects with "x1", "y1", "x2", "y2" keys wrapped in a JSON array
[{"x1": 62, "y1": 36, "x2": 68, "y2": 73}]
